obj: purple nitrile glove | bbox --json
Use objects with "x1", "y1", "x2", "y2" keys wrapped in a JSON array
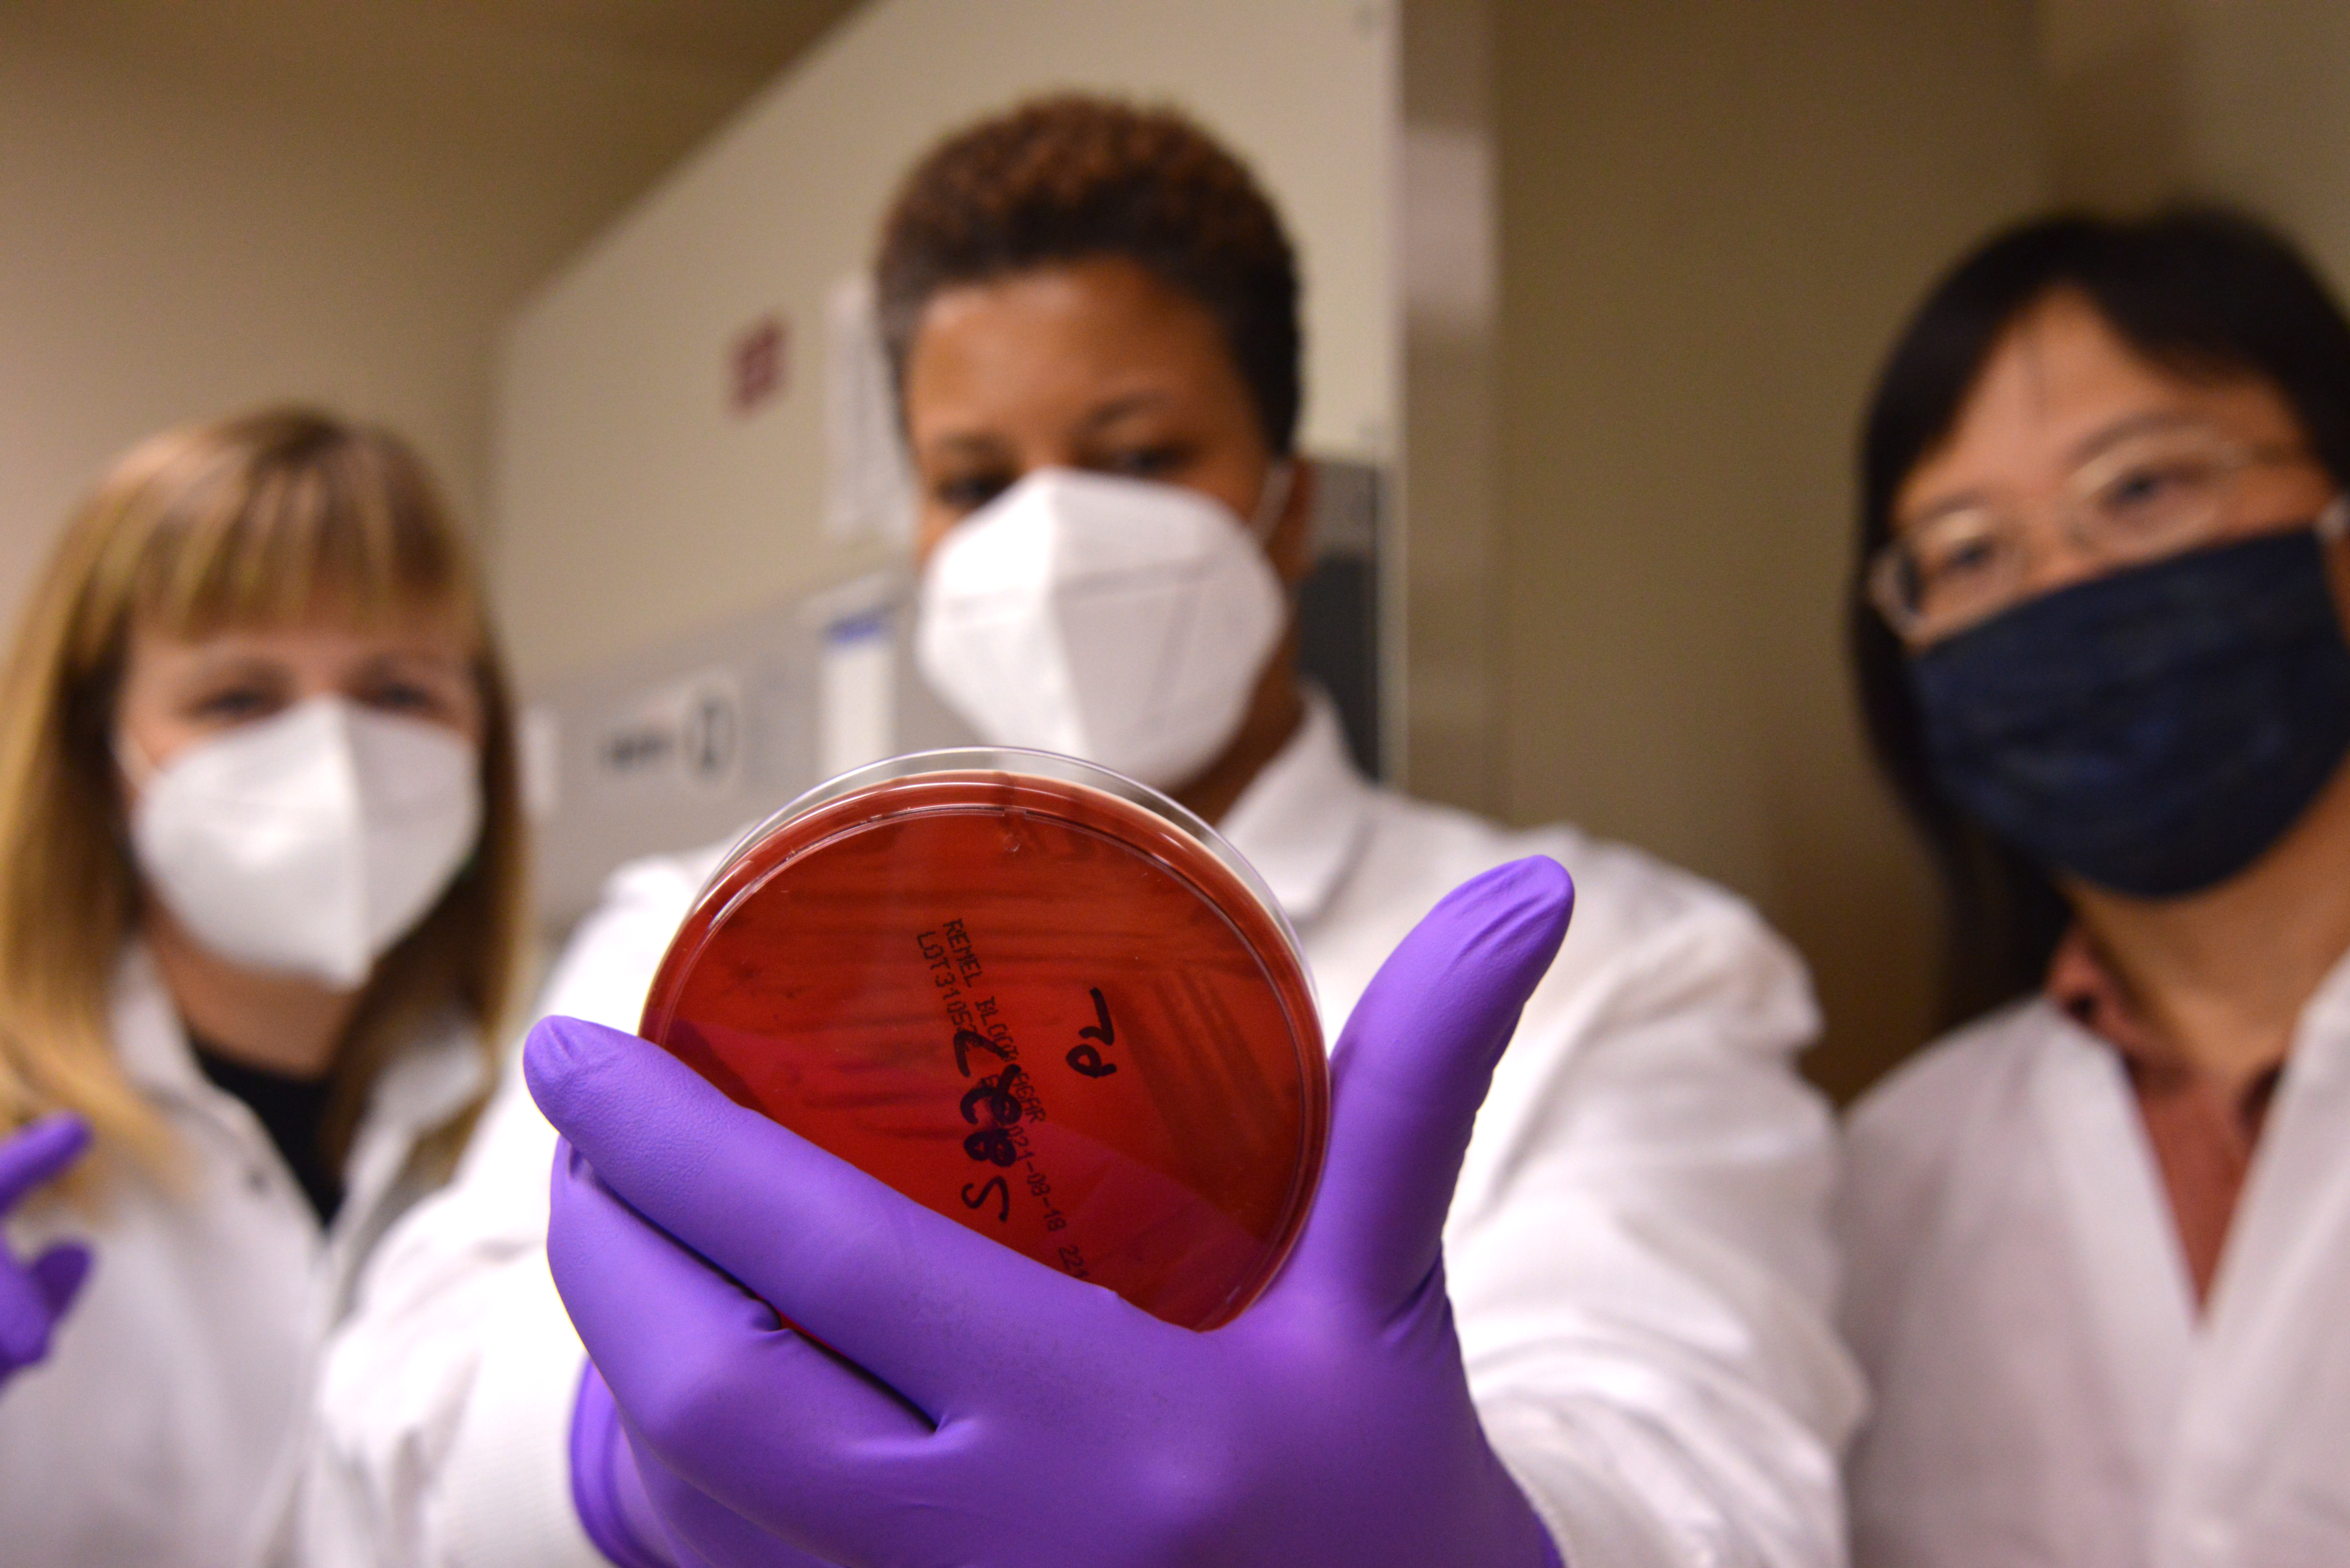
[
  {"x1": 0, "y1": 1115, "x2": 94, "y2": 1388},
  {"x1": 535, "y1": 857, "x2": 1574, "y2": 1568},
  {"x1": 571, "y1": 1361, "x2": 700, "y2": 1568}
]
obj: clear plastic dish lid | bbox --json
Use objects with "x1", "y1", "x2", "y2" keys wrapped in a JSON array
[{"x1": 640, "y1": 748, "x2": 1328, "y2": 1330}]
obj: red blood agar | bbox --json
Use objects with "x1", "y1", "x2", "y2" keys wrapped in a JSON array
[{"x1": 639, "y1": 751, "x2": 1328, "y2": 1330}]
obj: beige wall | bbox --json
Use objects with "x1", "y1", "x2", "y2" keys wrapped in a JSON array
[
  {"x1": 0, "y1": 0, "x2": 846, "y2": 642},
  {"x1": 2042, "y1": 0, "x2": 2350, "y2": 276},
  {"x1": 1479, "y1": 0, "x2": 2048, "y2": 1099},
  {"x1": 1400, "y1": 0, "x2": 1505, "y2": 811}
]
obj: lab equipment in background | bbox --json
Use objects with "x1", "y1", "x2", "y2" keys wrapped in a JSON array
[
  {"x1": 521, "y1": 462, "x2": 1385, "y2": 932},
  {"x1": 519, "y1": 570, "x2": 965, "y2": 930},
  {"x1": 1294, "y1": 458, "x2": 1385, "y2": 780},
  {"x1": 637, "y1": 749, "x2": 1328, "y2": 1330}
]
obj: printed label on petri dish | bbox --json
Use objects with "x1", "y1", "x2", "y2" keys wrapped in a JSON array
[{"x1": 639, "y1": 751, "x2": 1328, "y2": 1330}]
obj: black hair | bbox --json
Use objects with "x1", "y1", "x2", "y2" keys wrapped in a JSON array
[
  {"x1": 1853, "y1": 207, "x2": 2350, "y2": 1027},
  {"x1": 875, "y1": 94, "x2": 1301, "y2": 456}
]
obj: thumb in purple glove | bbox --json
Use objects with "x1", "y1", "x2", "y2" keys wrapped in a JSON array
[
  {"x1": 536, "y1": 857, "x2": 1574, "y2": 1568},
  {"x1": 0, "y1": 1115, "x2": 94, "y2": 1386}
]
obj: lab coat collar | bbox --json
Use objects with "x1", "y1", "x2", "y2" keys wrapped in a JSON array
[
  {"x1": 1217, "y1": 686, "x2": 1374, "y2": 927},
  {"x1": 2288, "y1": 939, "x2": 2350, "y2": 1087},
  {"x1": 113, "y1": 944, "x2": 211, "y2": 1101},
  {"x1": 364, "y1": 1011, "x2": 489, "y2": 1138},
  {"x1": 110, "y1": 943, "x2": 485, "y2": 1140}
]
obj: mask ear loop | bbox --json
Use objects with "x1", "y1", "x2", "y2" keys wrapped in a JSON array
[
  {"x1": 2319, "y1": 494, "x2": 2350, "y2": 544},
  {"x1": 1250, "y1": 459, "x2": 1299, "y2": 543},
  {"x1": 112, "y1": 729, "x2": 158, "y2": 796},
  {"x1": 108, "y1": 732, "x2": 161, "y2": 867}
]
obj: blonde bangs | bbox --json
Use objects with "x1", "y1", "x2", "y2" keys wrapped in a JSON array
[{"x1": 106, "y1": 413, "x2": 477, "y2": 650}]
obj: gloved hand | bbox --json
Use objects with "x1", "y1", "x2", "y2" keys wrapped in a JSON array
[
  {"x1": 0, "y1": 1115, "x2": 94, "y2": 1388},
  {"x1": 534, "y1": 857, "x2": 1574, "y2": 1568}
]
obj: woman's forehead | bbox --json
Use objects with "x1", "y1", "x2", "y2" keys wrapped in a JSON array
[
  {"x1": 135, "y1": 591, "x2": 476, "y2": 654},
  {"x1": 905, "y1": 260, "x2": 1239, "y2": 428},
  {"x1": 1897, "y1": 292, "x2": 2301, "y2": 518}
]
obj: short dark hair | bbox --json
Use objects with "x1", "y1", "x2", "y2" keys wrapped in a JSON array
[
  {"x1": 1852, "y1": 207, "x2": 2350, "y2": 1027},
  {"x1": 874, "y1": 94, "x2": 1301, "y2": 455}
]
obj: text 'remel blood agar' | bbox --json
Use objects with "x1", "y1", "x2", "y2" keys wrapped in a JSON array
[{"x1": 639, "y1": 754, "x2": 1328, "y2": 1330}]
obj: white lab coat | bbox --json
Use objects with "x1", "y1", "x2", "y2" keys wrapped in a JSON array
[
  {"x1": 0, "y1": 945, "x2": 484, "y2": 1567},
  {"x1": 1838, "y1": 947, "x2": 2350, "y2": 1568},
  {"x1": 311, "y1": 693, "x2": 1864, "y2": 1568}
]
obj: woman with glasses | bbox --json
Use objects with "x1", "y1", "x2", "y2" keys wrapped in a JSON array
[{"x1": 1839, "y1": 210, "x2": 2350, "y2": 1566}]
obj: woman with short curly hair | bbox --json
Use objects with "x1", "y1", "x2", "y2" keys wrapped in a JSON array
[{"x1": 322, "y1": 95, "x2": 1861, "y2": 1568}]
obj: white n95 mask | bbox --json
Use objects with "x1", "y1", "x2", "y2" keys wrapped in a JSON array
[
  {"x1": 124, "y1": 696, "x2": 483, "y2": 989},
  {"x1": 914, "y1": 467, "x2": 1289, "y2": 789}
]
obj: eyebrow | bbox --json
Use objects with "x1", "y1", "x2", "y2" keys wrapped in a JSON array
[
  {"x1": 167, "y1": 639, "x2": 472, "y2": 679},
  {"x1": 919, "y1": 390, "x2": 1181, "y2": 464},
  {"x1": 168, "y1": 651, "x2": 284, "y2": 683},
  {"x1": 359, "y1": 647, "x2": 475, "y2": 675},
  {"x1": 1077, "y1": 391, "x2": 1175, "y2": 432},
  {"x1": 1903, "y1": 409, "x2": 2217, "y2": 530},
  {"x1": 923, "y1": 431, "x2": 1013, "y2": 462},
  {"x1": 2065, "y1": 409, "x2": 2205, "y2": 466}
]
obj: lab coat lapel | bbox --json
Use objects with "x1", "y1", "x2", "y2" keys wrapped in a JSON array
[
  {"x1": 114, "y1": 942, "x2": 484, "y2": 1275},
  {"x1": 111, "y1": 946, "x2": 321, "y2": 1191},
  {"x1": 2161, "y1": 953, "x2": 2350, "y2": 1552},
  {"x1": 330, "y1": 1012, "x2": 485, "y2": 1295},
  {"x1": 110, "y1": 946, "x2": 214, "y2": 1103},
  {"x1": 343, "y1": 1012, "x2": 484, "y2": 1196},
  {"x1": 1218, "y1": 687, "x2": 1373, "y2": 928},
  {"x1": 2033, "y1": 1025, "x2": 2197, "y2": 1492}
]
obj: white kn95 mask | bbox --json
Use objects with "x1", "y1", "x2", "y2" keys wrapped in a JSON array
[
  {"x1": 124, "y1": 695, "x2": 483, "y2": 989},
  {"x1": 915, "y1": 467, "x2": 1290, "y2": 790}
]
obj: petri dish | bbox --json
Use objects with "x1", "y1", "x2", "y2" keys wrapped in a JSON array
[{"x1": 639, "y1": 748, "x2": 1328, "y2": 1331}]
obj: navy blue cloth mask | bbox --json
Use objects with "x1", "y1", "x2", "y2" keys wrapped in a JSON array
[{"x1": 1911, "y1": 524, "x2": 2350, "y2": 899}]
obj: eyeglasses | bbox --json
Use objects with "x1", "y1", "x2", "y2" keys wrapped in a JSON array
[{"x1": 1869, "y1": 425, "x2": 2318, "y2": 645}]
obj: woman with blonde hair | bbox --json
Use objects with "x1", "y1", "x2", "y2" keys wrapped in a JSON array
[{"x1": 0, "y1": 407, "x2": 527, "y2": 1564}]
